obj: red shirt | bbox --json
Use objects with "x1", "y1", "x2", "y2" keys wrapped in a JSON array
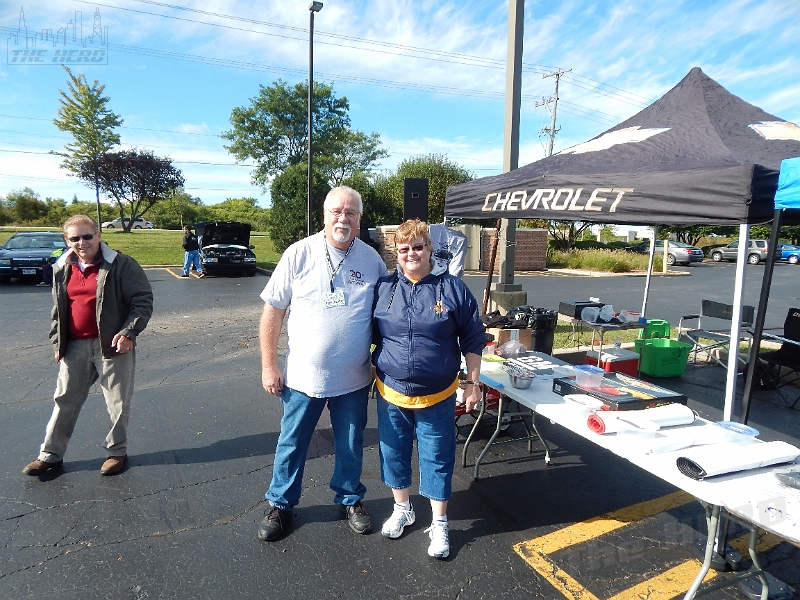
[{"x1": 67, "y1": 261, "x2": 101, "y2": 340}]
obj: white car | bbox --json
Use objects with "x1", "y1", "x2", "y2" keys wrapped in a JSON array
[{"x1": 101, "y1": 217, "x2": 154, "y2": 229}]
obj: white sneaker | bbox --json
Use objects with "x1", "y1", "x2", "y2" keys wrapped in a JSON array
[
  {"x1": 425, "y1": 520, "x2": 450, "y2": 559},
  {"x1": 381, "y1": 504, "x2": 415, "y2": 539}
]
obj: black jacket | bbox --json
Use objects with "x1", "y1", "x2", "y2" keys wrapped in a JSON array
[{"x1": 182, "y1": 232, "x2": 199, "y2": 251}]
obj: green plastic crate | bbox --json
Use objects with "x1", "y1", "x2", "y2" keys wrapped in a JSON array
[
  {"x1": 638, "y1": 319, "x2": 670, "y2": 340},
  {"x1": 634, "y1": 337, "x2": 691, "y2": 377}
]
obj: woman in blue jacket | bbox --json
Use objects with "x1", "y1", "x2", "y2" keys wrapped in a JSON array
[{"x1": 372, "y1": 219, "x2": 485, "y2": 559}]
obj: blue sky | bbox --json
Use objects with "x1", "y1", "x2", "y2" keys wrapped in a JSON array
[{"x1": 1, "y1": 0, "x2": 799, "y2": 211}]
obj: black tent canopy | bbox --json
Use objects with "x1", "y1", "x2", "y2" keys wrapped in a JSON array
[{"x1": 445, "y1": 67, "x2": 800, "y2": 226}]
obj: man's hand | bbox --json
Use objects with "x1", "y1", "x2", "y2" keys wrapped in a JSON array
[
  {"x1": 262, "y1": 364, "x2": 284, "y2": 397},
  {"x1": 112, "y1": 334, "x2": 133, "y2": 354},
  {"x1": 54, "y1": 349, "x2": 61, "y2": 363}
]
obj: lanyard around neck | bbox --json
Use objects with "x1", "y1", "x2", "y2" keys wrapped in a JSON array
[{"x1": 325, "y1": 238, "x2": 354, "y2": 293}]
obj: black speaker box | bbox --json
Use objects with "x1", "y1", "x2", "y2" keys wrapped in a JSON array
[{"x1": 403, "y1": 178, "x2": 429, "y2": 222}]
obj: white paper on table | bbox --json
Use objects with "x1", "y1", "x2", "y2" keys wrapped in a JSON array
[{"x1": 677, "y1": 440, "x2": 800, "y2": 480}]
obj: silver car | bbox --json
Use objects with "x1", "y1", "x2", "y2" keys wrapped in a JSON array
[
  {"x1": 709, "y1": 240, "x2": 778, "y2": 264},
  {"x1": 623, "y1": 240, "x2": 704, "y2": 266}
]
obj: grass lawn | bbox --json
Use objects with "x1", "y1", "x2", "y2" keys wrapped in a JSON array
[{"x1": 0, "y1": 228, "x2": 281, "y2": 271}]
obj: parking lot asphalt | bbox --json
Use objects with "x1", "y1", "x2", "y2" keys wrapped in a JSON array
[{"x1": 1, "y1": 268, "x2": 799, "y2": 600}]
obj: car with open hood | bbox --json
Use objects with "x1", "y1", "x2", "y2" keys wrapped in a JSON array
[
  {"x1": 0, "y1": 232, "x2": 68, "y2": 283},
  {"x1": 194, "y1": 221, "x2": 257, "y2": 276}
]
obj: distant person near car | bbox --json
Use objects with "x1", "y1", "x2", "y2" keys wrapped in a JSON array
[
  {"x1": 182, "y1": 225, "x2": 204, "y2": 278},
  {"x1": 256, "y1": 186, "x2": 387, "y2": 542},
  {"x1": 22, "y1": 215, "x2": 153, "y2": 477}
]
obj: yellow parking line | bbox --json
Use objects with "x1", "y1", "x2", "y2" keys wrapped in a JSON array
[
  {"x1": 515, "y1": 491, "x2": 786, "y2": 600},
  {"x1": 164, "y1": 268, "x2": 197, "y2": 279}
]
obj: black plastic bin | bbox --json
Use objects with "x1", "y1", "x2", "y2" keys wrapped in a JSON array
[
  {"x1": 530, "y1": 309, "x2": 558, "y2": 355},
  {"x1": 507, "y1": 306, "x2": 558, "y2": 355}
]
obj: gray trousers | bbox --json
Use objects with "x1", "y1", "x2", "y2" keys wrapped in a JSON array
[{"x1": 39, "y1": 338, "x2": 136, "y2": 462}]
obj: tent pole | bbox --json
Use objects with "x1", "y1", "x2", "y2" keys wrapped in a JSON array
[
  {"x1": 740, "y1": 209, "x2": 783, "y2": 424},
  {"x1": 723, "y1": 224, "x2": 750, "y2": 421},
  {"x1": 640, "y1": 225, "x2": 657, "y2": 317}
]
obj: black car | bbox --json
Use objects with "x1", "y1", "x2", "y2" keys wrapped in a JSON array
[
  {"x1": 0, "y1": 232, "x2": 67, "y2": 283},
  {"x1": 194, "y1": 221, "x2": 257, "y2": 277}
]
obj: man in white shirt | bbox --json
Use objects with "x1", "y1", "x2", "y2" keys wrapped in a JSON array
[{"x1": 257, "y1": 186, "x2": 386, "y2": 542}]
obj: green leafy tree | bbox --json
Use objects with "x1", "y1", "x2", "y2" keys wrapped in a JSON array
[
  {"x1": 7, "y1": 187, "x2": 48, "y2": 223},
  {"x1": 376, "y1": 154, "x2": 473, "y2": 224},
  {"x1": 52, "y1": 66, "x2": 122, "y2": 225},
  {"x1": 344, "y1": 171, "x2": 400, "y2": 227},
  {"x1": 147, "y1": 190, "x2": 210, "y2": 229},
  {"x1": 322, "y1": 129, "x2": 388, "y2": 186},
  {"x1": 86, "y1": 149, "x2": 184, "y2": 232},
  {"x1": 209, "y1": 197, "x2": 270, "y2": 231},
  {"x1": 222, "y1": 80, "x2": 350, "y2": 188},
  {"x1": 268, "y1": 163, "x2": 330, "y2": 252}
]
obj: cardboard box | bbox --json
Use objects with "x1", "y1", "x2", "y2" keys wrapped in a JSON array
[
  {"x1": 485, "y1": 327, "x2": 532, "y2": 350},
  {"x1": 552, "y1": 372, "x2": 687, "y2": 411},
  {"x1": 558, "y1": 300, "x2": 605, "y2": 319}
]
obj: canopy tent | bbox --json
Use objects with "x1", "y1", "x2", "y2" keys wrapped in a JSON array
[
  {"x1": 445, "y1": 67, "x2": 800, "y2": 423},
  {"x1": 774, "y1": 157, "x2": 800, "y2": 210},
  {"x1": 445, "y1": 67, "x2": 800, "y2": 226}
]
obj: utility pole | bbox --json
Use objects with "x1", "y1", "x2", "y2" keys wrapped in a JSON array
[
  {"x1": 536, "y1": 68, "x2": 571, "y2": 157},
  {"x1": 493, "y1": 0, "x2": 524, "y2": 297}
]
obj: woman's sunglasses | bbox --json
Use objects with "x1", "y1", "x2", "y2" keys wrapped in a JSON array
[{"x1": 397, "y1": 244, "x2": 425, "y2": 255}]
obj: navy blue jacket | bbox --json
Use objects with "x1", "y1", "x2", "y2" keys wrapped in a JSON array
[{"x1": 372, "y1": 269, "x2": 485, "y2": 400}]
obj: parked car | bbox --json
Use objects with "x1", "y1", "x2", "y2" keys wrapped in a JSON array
[
  {"x1": 622, "y1": 240, "x2": 704, "y2": 265},
  {"x1": 709, "y1": 239, "x2": 778, "y2": 264},
  {"x1": 194, "y1": 221, "x2": 257, "y2": 277},
  {"x1": 101, "y1": 217, "x2": 154, "y2": 229},
  {"x1": 779, "y1": 243, "x2": 800, "y2": 265},
  {"x1": 0, "y1": 232, "x2": 67, "y2": 283}
]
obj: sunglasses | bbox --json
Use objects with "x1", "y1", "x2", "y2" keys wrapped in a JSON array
[
  {"x1": 397, "y1": 244, "x2": 425, "y2": 255},
  {"x1": 67, "y1": 234, "x2": 95, "y2": 242}
]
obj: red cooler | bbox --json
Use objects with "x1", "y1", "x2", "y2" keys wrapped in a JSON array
[{"x1": 585, "y1": 347, "x2": 640, "y2": 376}]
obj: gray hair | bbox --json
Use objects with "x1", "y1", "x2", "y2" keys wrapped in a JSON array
[{"x1": 324, "y1": 186, "x2": 363, "y2": 214}]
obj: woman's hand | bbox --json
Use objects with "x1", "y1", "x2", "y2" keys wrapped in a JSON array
[{"x1": 464, "y1": 383, "x2": 482, "y2": 413}]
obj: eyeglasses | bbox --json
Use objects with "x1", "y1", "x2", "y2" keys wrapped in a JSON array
[
  {"x1": 397, "y1": 244, "x2": 426, "y2": 255},
  {"x1": 67, "y1": 234, "x2": 95, "y2": 242},
  {"x1": 326, "y1": 208, "x2": 360, "y2": 219}
]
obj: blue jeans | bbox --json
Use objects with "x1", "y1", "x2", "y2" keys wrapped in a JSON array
[
  {"x1": 183, "y1": 250, "x2": 202, "y2": 275},
  {"x1": 376, "y1": 392, "x2": 456, "y2": 502},
  {"x1": 266, "y1": 385, "x2": 369, "y2": 510}
]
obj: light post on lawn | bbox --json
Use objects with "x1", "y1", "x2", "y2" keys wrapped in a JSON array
[{"x1": 307, "y1": 1, "x2": 323, "y2": 237}]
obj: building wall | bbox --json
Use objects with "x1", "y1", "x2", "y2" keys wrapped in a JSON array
[{"x1": 480, "y1": 228, "x2": 547, "y2": 271}]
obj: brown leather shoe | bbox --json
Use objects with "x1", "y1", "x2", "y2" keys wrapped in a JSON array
[
  {"x1": 100, "y1": 455, "x2": 127, "y2": 476},
  {"x1": 22, "y1": 459, "x2": 63, "y2": 476}
]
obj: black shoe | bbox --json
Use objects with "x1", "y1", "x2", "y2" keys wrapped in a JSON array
[
  {"x1": 343, "y1": 501, "x2": 372, "y2": 534},
  {"x1": 257, "y1": 506, "x2": 292, "y2": 542},
  {"x1": 180, "y1": 273, "x2": 189, "y2": 278}
]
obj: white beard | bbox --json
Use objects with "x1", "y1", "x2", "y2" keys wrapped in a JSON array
[{"x1": 331, "y1": 224, "x2": 351, "y2": 243}]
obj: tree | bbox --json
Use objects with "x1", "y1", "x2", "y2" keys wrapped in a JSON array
[
  {"x1": 86, "y1": 149, "x2": 184, "y2": 232},
  {"x1": 268, "y1": 163, "x2": 330, "y2": 252},
  {"x1": 209, "y1": 197, "x2": 270, "y2": 231},
  {"x1": 321, "y1": 129, "x2": 388, "y2": 186},
  {"x1": 222, "y1": 80, "x2": 350, "y2": 188},
  {"x1": 7, "y1": 187, "x2": 48, "y2": 223},
  {"x1": 147, "y1": 190, "x2": 210, "y2": 229},
  {"x1": 548, "y1": 221, "x2": 594, "y2": 251},
  {"x1": 344, "y1": 171, "x2": 401, "y2": 227},
  {"x1": 376, "y1": 154, "x2": 473, "y2": 224},
  {"x1": 52, "y1": 66, "x2": 122, "y2": 225}
]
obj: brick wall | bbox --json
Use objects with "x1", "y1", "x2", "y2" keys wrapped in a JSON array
[{"x1": 480, "y1": 228, "x2": 547, "y2": 271}]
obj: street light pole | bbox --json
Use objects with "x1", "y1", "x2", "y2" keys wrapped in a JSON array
[{"x1": 307, "y1": 1, "x2": 323, "y2": 237}]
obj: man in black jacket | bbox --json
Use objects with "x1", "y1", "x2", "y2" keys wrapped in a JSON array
[{"x1": 182, "y1": 225, "x2": 204, "y2": 278}]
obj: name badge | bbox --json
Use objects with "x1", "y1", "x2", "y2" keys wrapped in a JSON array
[{"x1": 323, "y1": 290, "x2": 346, "y2": 308}]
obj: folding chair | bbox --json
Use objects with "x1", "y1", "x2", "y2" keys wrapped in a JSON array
[
  {"x1": 758, "y1": 307, "x2": 800, "y2": 408},
  {"x1": 677, "y1": 299, "x2": 755, "y2": 369}
]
